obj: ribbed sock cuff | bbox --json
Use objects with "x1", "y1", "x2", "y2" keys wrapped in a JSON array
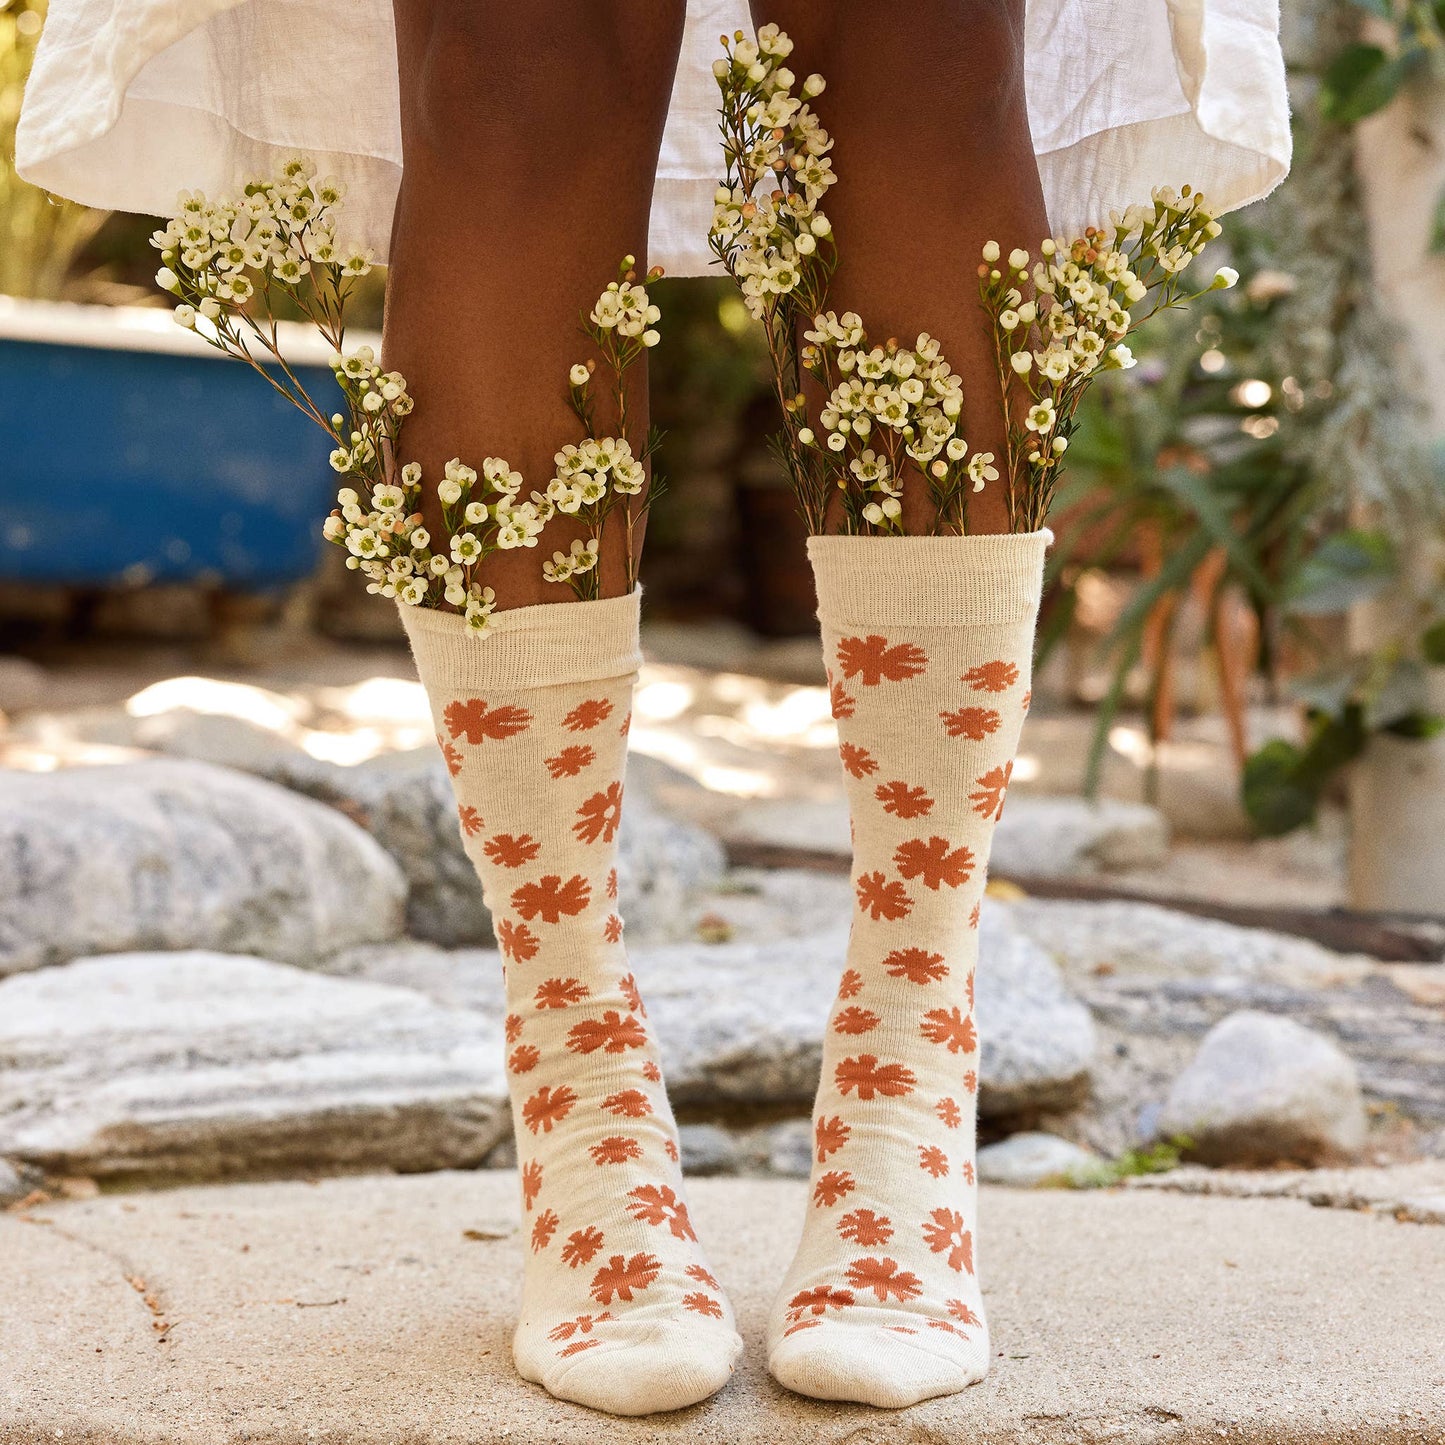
[
  {"x1": 807, "y1": 531, "x2": 1051, "y2": 629},
  {"x1": 398, "y1": 591, "x2": 643, "y2": 692}
]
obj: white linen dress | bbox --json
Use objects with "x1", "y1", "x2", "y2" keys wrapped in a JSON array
[{"x1": 16, "y1": 0, "x2": 1291, "y2": 277}]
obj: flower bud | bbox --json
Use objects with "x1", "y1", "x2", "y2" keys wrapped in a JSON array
[
  {"x1": 981, "y1": 241, "x2": 1001, "y2": 264},
  {"x1": 1211, "y1": 266, "x2": 1239, "y2": 290}
]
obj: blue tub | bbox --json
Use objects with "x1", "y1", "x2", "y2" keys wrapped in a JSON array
[{"x1": 0, "y1": 298, "x2": 378, "y2": 592}]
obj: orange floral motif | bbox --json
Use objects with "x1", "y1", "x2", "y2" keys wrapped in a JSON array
[
  {"x1": 590, "y1": 1252, "x2": 661, "y2": 1305},
  {"x1": 928, "y1": 1319, "x2": 969, "y2": 1338},
  {"x1": 946, "y1": 1298, "x2": 982, "y2": 1326},
  {"x1": 970, "y1": 762, "x2": 1014, "y2": 821},
  {"x1": 531, "y1": 1208, "x2": 559, "y2": 1252},
  {"x1": 964, "y1": 1068, "x2": 979, "y2": 1095},
  {"x1": 845, "y1": 1256, "x2": 923, "y2": 1303},
  {"x1": 936, "y1": 1096, "x2": 963, "y2": 1129},
  {"x1": 838, "y1": 743, "x2": 879, "y2": 779},
  {"x1": 603, "y1": 914, "x2": 623, "y2": 943},
  {"x1": 522, "y1": 1084, "x2": 577, "y2": 1135},
  {"x1": 601, "y1": 1088, "x2": 652, "y2": 1118},
  {"x1": 968, "y1": 901, "x2": 981, "y2": 930},
  {"x1": 504, "y1": 1013, "x2": 524, "y2": 1044},
  {"x1": 664, "y1": 1138, "x2": 679, "y2": 1162},
  {"x1": 967, "y1": 969, "x2": 976, "y2": 1010},
  {"x1": 784, "y1": 1318, "x2": 823, "y2": 1336},
  {"x1": 812, "y1": 1171, "x2": 856, "y2": 1207},
  {"x1": 837, "y1": 1209, "x2": 893, "y2": 1247},
  {"x1": 1021, "y1": 689, "x2": 1032, "y2": 712},
  {"x1": 828, "y1": 674, "x2": 857, "y2": 720},
  {"x1": 566, "y1": 1010, "x2": 647, "y2": 1055},
  {"x1": 837, "y1": 969, "x2": 864, "y2": 999},
  {"x1": 786, "y1": 1285, "x2": 855, "y2": 1320},
  {"x1": 893, "y1": 836, "x2": 975, "y2": 890},
  {"x1": 484, "y1": 833, "x2": 540, "y2": 869},
  {"x1": 438, "y1": 734, "x2": 463, "y2": 777},
  {"x1": 683, "y1": 1292, "x2": 724, "y2": 1318},
  {"x1": 627, "y1": 1184, "x2": 697, "y2": 1240},
  {"x1": 961, "y1": 1160, "x2": 976, "y2": 1185},
  {"x1": 815, "y1": 1115, "x2": 851, "y2": 1162},
  {"x1": 548, "y1": 1311, "x2": 614, "y2": 1342},
  {"x1": 921, "y1": 1006, "x2": 978, "y2": 1054},
  {"x1": 837, "y1": 634, "x2": 928, "y2": 686},
  {"x1": 508, "y1": 1044, "x2": 540, "y2": 1074},
  {"x1": 558, "y1": 1338, "x2": 599, "y2": 1357},
  {"x1": 835, "y1": 1055, "x2": 917, "y2": 1101},
  {"x1": 686, "y1": 1264, "x2": 721, "y2": 1289},
  {"x1": 856, "y1": 871, "x2": 913, "y2": 921},
  {"x1": 444, "y1": 698, "x2": 532, "y2": 744},
  {"x1": 618, "y1": 974, "x2": 645, "y2": 1014},
  {"x1": 589, "y1": 1136, "x2": 644, "y2": 1166},
  {"x1": 962, "y1": 660, "x2": 1019, "y2": 693},
  {"x1": 606, "y1": 868, "x2": 619, "y2": 899},
  {"x1": 561, "y1": 1227, "x2": 605, "y2": 1268},
  {"x1": 940, "y1": 705, "x2": 1002, "y2": 741},
  {"x1": 457, "y1": 805, "x2": 484, "y2": 837},
  {"x1": 512, "y1": 873, "x2": 591, "y2": 924},
  {"x1": 563, "y1": 697, "x2": 614, "y2": 732},
  {"x1": 833, "y1": 1006, "x2": 881, "y2": 1035},
  {"x1": 520, "y1": 1160, "x2": 542, "y2": 1210},
  {"x1": 883, "y1": 947, "x2": 949, "y2": 985},
  {"x1": 574, "y1": 782, "x2": 624, "y2": 845},
  {"x1": 874, "y1": 780, "x2": 935, "y2": 818},
  {"x1": 535, "y1": 977, "x2": 589, "y2": 1009},
  {"x1": 618, "y1": 710, "x2": 632, "y2": 737},
  {"x1": 545, "y1": 744, "x2": 595, "y2": 779},
  {"x1": 923, "y1": 1208, "x2": 974, "y2": 1273},
  {"x1": 642, "y1": 1061, "x2": 662, "y2": 1083},
  {"x1": 497, "y1": 919, "x2": 540, "y2": 963},
  {"x1": 919, "y1": 1145, "x2": 950, "y2": 1178}
]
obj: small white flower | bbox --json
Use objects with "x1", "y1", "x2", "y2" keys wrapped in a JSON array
[
  {"x1": 156, "y1": 267, "x2": 181, "y2": 294},
  {"x1": 1010, "y1": 351, "x2": 1033, "y2": 375},
  {"x1": 371, "y1": 484, "x2": 405, "y2": 511},
  {"x1": 1025, "y1": 399, "x2": 1057, "y2": 433},
  {"x1": 173, "y1": 304, "x2": 197, "y2": 329},
  {"x1": 1212, "y1": 266, "x2": 1239, "y2": 290},
  {"x1": 981, "y1": 241, "x2": 1001, "y2": 264},
  {"x1": 569, "y1": 364, "x2": 591, "y2": 386}
]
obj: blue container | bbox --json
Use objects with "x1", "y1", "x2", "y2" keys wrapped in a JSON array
[{"x1": 0, "y1": 299, "x2": 371, "y2": 592}]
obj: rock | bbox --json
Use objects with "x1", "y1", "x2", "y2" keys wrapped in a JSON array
[
  {"x1": 977, "y1": 1132, "x2": 1101, "y2": 1187},
  {"x1": 0, "y1": 760, "x2": 405, "y2": 977},
  {"x1": 765, "y1": 1120, "x2": 814, "y2": 1178},
  {"x1": 989, "y1": 796, "x2": 1169, "y2": 878},
  {"x1": 0, "y1": 1158, "x2": 27, "y2": 1205},
  {"x1": 678, "y1": 1124, "x2": 740, "y2": 1177},
  {"x1": 0, "y1": 952, "x2": 509, "y2": 1182},
  {"x1": 1156, "y1": 1011, "x2": 1368, "y2": 1166}
]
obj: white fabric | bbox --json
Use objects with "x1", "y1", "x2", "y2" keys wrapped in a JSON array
[{"x1": 17, "y1": 0, "x2": 1290, "y2": 277}]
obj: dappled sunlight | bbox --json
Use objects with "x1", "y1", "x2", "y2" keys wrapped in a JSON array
[{"x1": 126, "y1": 676, "x2": 305, "y2": 732}]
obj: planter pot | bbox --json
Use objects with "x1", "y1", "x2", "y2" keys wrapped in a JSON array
[
  {"x1": 0, "y1": 297, "x2": 376, "y2": 593},
  {"x1": 1348, "y1": 667, "x2": 1445, "y2": 918}
]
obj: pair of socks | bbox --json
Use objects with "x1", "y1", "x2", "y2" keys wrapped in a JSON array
[{"x1": 400, "y1": 530, "x2": 1047, "y2": 1415}]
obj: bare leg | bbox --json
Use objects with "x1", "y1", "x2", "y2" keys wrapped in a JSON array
[
  {"x1": 384, "y1": 0, "x2": 686, "y2": 603},
  {"x1": 748, "y1": 0, "x2": 1048, "y2": 533}
]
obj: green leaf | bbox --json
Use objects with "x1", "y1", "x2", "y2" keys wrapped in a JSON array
[
  {"x1": 1242, "y1": 739, "x2": 1320, "y2": 836},
  {"x1": 1285, "y1": 528, "x2": 1397, "y2": 615},
  {"x1": 1421, "y1": 618, "x2": 1445, "y2": 665},
  {"x1": 1155, "y1": 465, "x2": 1273, "y2": 597},
  {"x1": 1319, "y1": 45, "x2": 1407, "y2": 125}
]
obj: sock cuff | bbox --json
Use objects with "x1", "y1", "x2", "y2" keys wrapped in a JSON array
[
  {"x1": 398, "y1": 590, "x2": 642, "y2": 692},
  {"x1": 807, "y1": 531, "x2": 1051, "y2": 629}
]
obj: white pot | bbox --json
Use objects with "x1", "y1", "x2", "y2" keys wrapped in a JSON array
[{"x1": 1348, "y1": 667, "x2": 1445, "y2": 917}]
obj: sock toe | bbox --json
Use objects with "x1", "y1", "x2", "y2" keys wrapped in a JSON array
[{"x1": 769, "y1": 1320, "x2": 986, "y2": 1408}]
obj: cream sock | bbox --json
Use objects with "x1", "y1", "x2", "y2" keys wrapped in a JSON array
[
  {"x1": 767, "y1": 532, "x2": 1049, "y2": 1409},
  {"x1": 402, "y1": 593, "x2": 741, "y2": 1416}
]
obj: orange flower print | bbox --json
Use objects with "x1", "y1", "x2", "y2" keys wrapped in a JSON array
[
  {"x1": 921, "y1": 1006, "x2": 978, "y2": 1054},
  {"x1": 964, "y1": 1068, "x2": 979, "y2": 1095},
  {"x1": 574, "y1": 782, "x2": 623, "y2": 845},
  {"x1": 874, "y1": 780, "x2": 935, "y2": 818},
  {"x1": 664, "y1": 1138, "x2": 679, "y2": 1162},
  {"x1": 968, "y1": 901, "x2": 981, "y2": 930},
  {"x1": 919, "y1": 1145, "x2": 950, "y2": 1178},
  {"x1": 590, "y1": 1252, "x2": 661, "y2": 1305},
  {"x1": 936, "y1": 1096, "x2": 963, "y2": 1129},
  {"x1": 522, "y1": 1084, "x2": 577, "y2": 1135},
  {"x1": 457, "y1": 805, "x2": 484, "y2": 837},
  {"x1": 605, "y1": 868, "x2": 619, "y2": 901},
  {"x1": 603, "y1": 914, "x2": 623, "y2": 943},
  {"x1": 601, "y1": 1088, "x2": 651, "y2": 1118},
  {"x1": 928, "y1": 1319, "x2": 968, "y2": 1339},
  {"x1": 618, "y1": 973, "x2": 645, "y2": 1014},
  {"x1": 561, "y1": 1226, "x2": 605, "y2": 1269},
  {"x1": 682, "y1": 1264, "x2": 720, "y2": 1292},
  {"x1": 545, "y1": 744, "x2": 595, "y2": 779},
  {"x1": 531, "y1": 1208, "x2": 559, "y2": 1252},
  {"x1": 504, "y1": 1013, "x2": 524, "y2": 1044},
  {"x1": 813, "y1": 1171, "x2": 856, "y2": 1208},
  {"x1": 893, "y1": 836, "x2": 975, "y2": 890},
  {"x1": 438, "y1": 734, "x2": 464, "y2": 777},
  {"x1": 838, "y1": 1209, "x2": 893, "y2": 1247},
  {"x1": 970, "y1": 762, "x2": 1013, "y2": 821},
  {"x1": 627, "y1": 1184, "x2": 697, "y2": 1240},
  {"x1": 947, "y1": 1298, "x2": 982, "y2": 1326},
  {"x1": 845, "y1": 1256, "x2": 923, "y2": 1303},
  {"x1": 512, "y1": 873, "x2": 591, "y2": 924},
  {"x1": 534, "y1": 976, "x2": 589, "y2": 1009},
  {"x1": 833, "y1": 1006, "x2": 881, "y2": 1035},
  {"x1": 508, "y1": 1044, "x2": 540, "y2": 1074},
  {"x1": 549, "y1": 1311, "x2": 614, "y2": 1343},
  {"x1": 1021, "y1": 688, "x2": 1032, "y2": 713},
  {"x1": 496, "y1": 919, "x2": 540, "y2": 963},
  {"x1": 962, "y1": 1160, "x2": 976, "y2": 1185},
  {"x1": 444, "y1": 698, "x2": 532, "y2": 744},
  {"x1": 838, "y1": 968, "x2": 864, "y2": 999},
  {"x1": 786, "y1": 1285, "x2": 855, "y2": 1321},
  {"x1": 642, "y1": 1061, "x2": 662, "y2": 1083},
  {"x1": 783, "y1": 1318, "x2": 823, "y2": 1337},
  {"x1": 683, "y1": 1291, "x2": 724, "y2": 1318},
  {"x1": 962, "y1": 660, "x2": 1019, "y2": 693},
  {"x1": 563, "y1": 697, "x2": 614, "y2": 732},
  {"x1": 967, "y1": 969, "x2": 975, "y2": 1010},
  {"x1": 836, "y1": 635, "x2": 928, "y2": 686},
  {"x1": 923, "y1": 1208, "x2": 974, "y2": 1273},
  {"x1": 815, "y1": 1115, "x2": 851, "y2": 1162},
  {"x1": 566, "y1": 1010, "x2": 647, "y2": 1055},
  {"x1": 883, "y1": 947, "x2": 949, "y2": 985},
  {"x1": 484, "y1": 833, "x2": 540, "y2": 869},
  {"x1": 589, "y1": 1136, "x2": 644, "y2": 1166},
  {"x1": 618, "y1": 710, "x2": 632, "y2": 737},
  {"x1": 828, "y1": 674, "x2": 856, "y2": 720},
  {"x1": 838, "y1": 743, "x2": 879, "y2": 779},
  {"x1": 521, "y1": 1160, "x2": 542, "y2": 1210},
  {"x1": 835, "y1": 1055, "x2": 917, "y2": 1101},
  {"x1": 940, "y1": 705, "x2": 1002, "y2": 741},
  {"x1": 855, "y1": 871, "x2": 913, "y2": 921}
]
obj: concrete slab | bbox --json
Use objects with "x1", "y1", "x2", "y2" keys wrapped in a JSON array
[{"x1": 2, "y1": 1173, "x2": 1440, "y2": 1444}]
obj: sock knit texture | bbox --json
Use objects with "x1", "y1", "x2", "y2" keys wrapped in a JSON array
[
  {"x1": 401, "y1": 593, "x2": 741, "y2": 1416},
  {"x1": 767, "y1": 531, "x2": 1049, "y2": 1409}
]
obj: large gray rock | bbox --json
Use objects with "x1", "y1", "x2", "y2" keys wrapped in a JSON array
[
  {"x1": 977, "y1": 1132, "x2": 1101, "y2": 1187},
  {"x1": 0, "y1": 952, "x2": 509, "y2": 1181},
  {"x1": 0, "y1": 760, "x2": 405, "y2": 976},
  {"x1": 1157, "y1": 1010, "x2": 1368, "y2": 1166},
  {"x1": 990, "y1": 796, "x2": 1169, "y2": 878}
]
